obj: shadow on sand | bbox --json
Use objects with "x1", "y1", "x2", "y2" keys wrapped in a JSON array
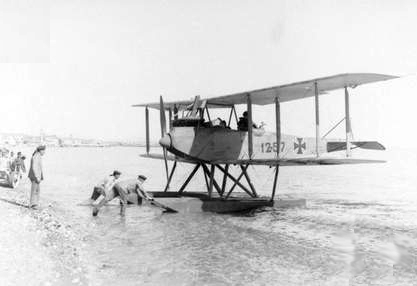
[
  {"x1": 0, "y1": 197, "x2": 29, "y2": 208},
  {"x1": 0, "y1": 182, "x2": 13, "y2": 188}
]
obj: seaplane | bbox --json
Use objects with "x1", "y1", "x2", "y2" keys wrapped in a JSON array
[{"x1": 133, "y1": 73, "x2": 397, "y2": 213}]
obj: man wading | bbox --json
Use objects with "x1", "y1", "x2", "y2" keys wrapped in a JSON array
[
  {"x1": 92, "y1": 175, "x2": 147, "y2": 217},
  {"x1": 89, "y1": 170, "x2": 121, "y2": 203},
  {"x1": 28, "y1": 145, "x2": 46, "y2": 209}
]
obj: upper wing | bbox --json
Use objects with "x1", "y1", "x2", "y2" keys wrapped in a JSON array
[
  {"x1": 133, "y1": 99, "x2": 195, "y2": 110},
  {"x1": 133, "y1": 73, "x2": 397, "y2": 109},
  {"x1": 140, "y1": 153, "x2": 385, "y2": 166}
]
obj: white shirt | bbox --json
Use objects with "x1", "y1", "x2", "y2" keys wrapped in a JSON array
[{"x1": 96, "y1": 175, "x2": 118, "y2": 196}]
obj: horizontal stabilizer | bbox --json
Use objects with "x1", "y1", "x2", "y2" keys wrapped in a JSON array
[{"x1": 327, "y1": 141, "x2": 386, "y2": 153}]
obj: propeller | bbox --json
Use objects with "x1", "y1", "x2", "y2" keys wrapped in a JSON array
[{"x1": 159, "y1": 96, "x2": 170, "y2": 182}]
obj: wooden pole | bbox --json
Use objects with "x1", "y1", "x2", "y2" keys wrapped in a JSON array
[
  {"x1": 247, "y1": 94, "x2": 253, "y2": 159},
  {"x1": 314, "y1": 82, "x2": 320, "y2": 157},
  {"x1": 344, "y1": 86, "x2": 352, "y2": 157},
  {"x1": 145, "y1": 107, "x2": 150, "y2": 155}
]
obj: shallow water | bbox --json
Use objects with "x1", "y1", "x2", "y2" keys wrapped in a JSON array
[{"x1": 13, "y1": 147, "x2": 417, "y2": 285}]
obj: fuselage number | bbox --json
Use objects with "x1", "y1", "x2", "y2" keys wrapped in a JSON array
[{"x1": 260, "y1": 142, "x2": 285, "y2": 153}]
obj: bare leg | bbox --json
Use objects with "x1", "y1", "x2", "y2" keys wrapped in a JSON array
[
  {"x1": 92, "y1": 188, "x2": 116, "y2": 216},
  {"x1": 114, "y1": 185, "x2": 128, "y2": 216}
]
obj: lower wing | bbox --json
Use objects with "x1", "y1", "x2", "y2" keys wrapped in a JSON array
[{"x1": 140, "y1": 153, "x2": 385, "y2": 166}]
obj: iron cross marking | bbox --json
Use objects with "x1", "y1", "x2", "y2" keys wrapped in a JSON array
[{"x1": 294, "y1": 138, "x2": 306, "y2": 154}]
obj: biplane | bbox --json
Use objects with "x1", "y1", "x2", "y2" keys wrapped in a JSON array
[{"x1": 133, "y1": 73, "x2": 397, "y2": 212}]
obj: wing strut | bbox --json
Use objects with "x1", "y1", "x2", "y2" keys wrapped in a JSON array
[
  {"x1": 344, "y1": 86, "x2": 352, "y2": 157},
  {"x1": 247, "y1": 94, "x2": 253, "y2": 159},
  {"x1": 145, "y1": 106, "x2": 150, "y2": 155},
  {"x1": 275, "y1": 96, "x2": 281, "y2": 159},
  {"x1": 314, "y1": 82, "x2": 320, "y2": 157}
]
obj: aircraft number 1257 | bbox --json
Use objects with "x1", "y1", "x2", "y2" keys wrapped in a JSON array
[{"x1": 260, "y1": 142, "x2": 285, "y2": 153}]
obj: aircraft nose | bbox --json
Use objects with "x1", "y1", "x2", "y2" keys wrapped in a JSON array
[{"x1": 159, "y1": 135, "x2": 171, "y2": 148}]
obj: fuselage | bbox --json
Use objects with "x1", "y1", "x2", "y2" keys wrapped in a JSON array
[{"x1": 160, "y1": 125, "x2": 330, "y2": 162}]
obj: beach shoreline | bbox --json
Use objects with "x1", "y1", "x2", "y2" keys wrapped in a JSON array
[{"x1": 0, "y1": 186, "x2": 88, "y2": 286}]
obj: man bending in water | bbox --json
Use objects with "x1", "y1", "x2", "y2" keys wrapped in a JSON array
[
  {"x1": 92, "y1": 174, "x2": 147, "y2": 217},
  {"x1": 89, "y1": 170, "x2": 121, "y2": 203}
]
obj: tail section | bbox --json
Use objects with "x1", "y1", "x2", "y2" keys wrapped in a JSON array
[{"x1": 327, "y1": 141, "x2": 385, "y2": 153}]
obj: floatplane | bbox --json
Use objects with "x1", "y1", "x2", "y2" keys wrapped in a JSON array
[{"x1": 133, "y1": 73, "x2": 396, "y2": 213}]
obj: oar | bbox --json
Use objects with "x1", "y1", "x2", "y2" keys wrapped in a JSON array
[
  {"x1": 140, "y1": 189, "x2": 177, "y2": 213},
  {"x1": 148, "y1": 198, "x2": 178, "y2": 213}
]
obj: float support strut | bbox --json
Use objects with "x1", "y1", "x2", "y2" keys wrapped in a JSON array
[
  {"x1": 201, "y1": 164, "x2": 222, "y2": 196},
  {"x1": 163, "y1": 160, "x2": 177, "y2": 192},
  {"x1": 270, "y1": 165, "x2": 280, "y2": 202},
  {"x1": 178, "y1": 164, "x2": 200, "y2": 194},
  {"x1": 216, "y1": 165, "x2": 254, "y2": 198}
]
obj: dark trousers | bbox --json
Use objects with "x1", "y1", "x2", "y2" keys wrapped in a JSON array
[{"x1": 90, "y1": 186, "x2": 105, "y2": 201}]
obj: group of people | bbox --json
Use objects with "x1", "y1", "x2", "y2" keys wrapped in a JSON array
[
  {"x1": 89, "y1": 170, "x2": 149, "y2": 217},
  {"x1": 22, "y1": 144, "x2": 149, "y2": 217},
  {"x1": 0, "y1": 149, "x2": 27, "y2": 187},
  {"x1": 206, "y1": 111, "x2": 260, "y2": 131},
  {"x1": 0, "y1": 149, "x2": 27, "y2": 174}
]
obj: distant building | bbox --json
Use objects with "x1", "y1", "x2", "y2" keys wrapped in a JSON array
[
  {"x1": 22, "y1": 135, "x2": 41, "y2": 146},
  {"x1": 44, "y1": 135, "x2": 60, "y2": 147}
]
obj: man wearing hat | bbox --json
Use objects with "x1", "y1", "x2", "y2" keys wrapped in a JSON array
[
  {"x1": 88, "y1": 170, "x2": 122, "y2": 203},
  {"x1": 93, "y1": 174, "x2": 147, "y2": 217},
  {"x1": 28, "y1": 145, "x2": 46, "y2": 209}
]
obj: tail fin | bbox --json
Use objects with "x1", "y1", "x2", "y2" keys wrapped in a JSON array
[{"x1": 327, "y1": 141, "x2": 386, "y2": 153}]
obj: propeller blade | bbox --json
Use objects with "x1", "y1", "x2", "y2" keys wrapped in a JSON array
[
  {"x1": 159, "y1": 96, "x2": 169, "y2": 182},
  {"x1": 162, "y1": 148, "x2": 169, "y2": 182}
]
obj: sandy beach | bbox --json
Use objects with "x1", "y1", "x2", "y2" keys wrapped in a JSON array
[{"x1": 0, "y1": 183, "x2": 87, "y2": 286}]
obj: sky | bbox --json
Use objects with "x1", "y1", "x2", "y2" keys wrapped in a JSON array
[{"x1": 0, "y1": 0, "x2": 417, "y2": 147}]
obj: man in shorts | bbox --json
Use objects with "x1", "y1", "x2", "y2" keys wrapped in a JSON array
[{"x1": 92, "y1": 174, "x2": 147, "y2": 217}]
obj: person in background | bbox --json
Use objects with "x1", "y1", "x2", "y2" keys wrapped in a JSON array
[
  {"x1": 7, "y1": 151, "x2": 15, "y2": 170},
  {"x1": 89, "y1": 170, "x2": 121, "y2": 203},
  {"x1": 11, "y1": 152, "x2": 27, "y2": 177},
  {"x1": 92, "y1": 175, "x2": 147, "y2": 217},
  {"x1": 28, "y1": 145, "x2": 46, "y2": 209},
  {"x1": 8, "y1": 152, "x2": 26, "y2": 186},
  {"x1": 237, "y1": 111, "x2": 258, "y2": 131}
]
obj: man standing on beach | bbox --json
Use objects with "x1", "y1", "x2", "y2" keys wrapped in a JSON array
[{"x1": 28, "y1": 145, "x2": 46, "y2": 209}]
